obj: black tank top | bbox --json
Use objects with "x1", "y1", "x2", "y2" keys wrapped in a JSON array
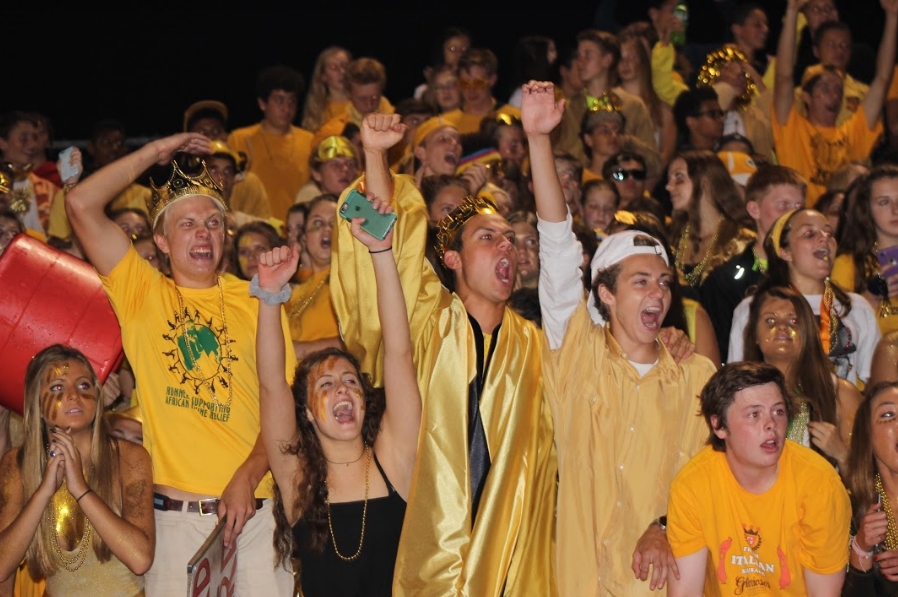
[{"x1": 293, "y1": 452, "x2": 407, "y2": 597}]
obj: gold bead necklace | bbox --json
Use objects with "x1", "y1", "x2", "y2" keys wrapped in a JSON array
[
  {"x1": 48, "y1": 488, "x2": 92, "y2": 572},
  {"x1": 875, "y1": 473, "x2": 898, "y2": 551},
  {"x1": 288, "y1": 273, "x2": 329, "y2": 321},
  {"x1": 675, "y1": 216, "x2": 724, "y2": 287},
  {"x1": 326, "y1": 444, "x2": 369, "y2": 561},
  {"x1": 174, "y1": 276, "x2": 234, "y2": 408}
]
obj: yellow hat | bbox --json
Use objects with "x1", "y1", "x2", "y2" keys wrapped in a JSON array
[
  {"x1": 800, "y1": 63, "x2": 844, "y2": 88},
  {"x1": 717, "y1": 150, "x2": 757, "y2": 186},
  {"x1": 209, "y1": 140, "x2": 244, "y2": 171},
  {"x1": 413, "y1": 116, "x2": 458, "y2": 149},
  {"x1": 183, "y1": 100, "x2": 228, "y2": 132}
]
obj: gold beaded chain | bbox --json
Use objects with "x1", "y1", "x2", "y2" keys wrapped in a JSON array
[
  {"x1": 288, "y1": 274, "x2": 329, "y2": 321},
  {"x1": 174, "y1": 276, "x2": 234, "y2": 408},
  {"x1": 675, "y1": 217, "x2": 724, "y2": 287},
  {"x1": 875, "y1": 473, "x2": 898, "y2": 551},
  {"x1": 48, "y1": 503, "x2": 93, "y2": 571},
  {"x1": 326, "y1": 444, "x2": 370, "y2": 561}
]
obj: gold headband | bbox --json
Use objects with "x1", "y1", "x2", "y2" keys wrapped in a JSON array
[
  {"x1": 316, "y1": 135, "x2": 357, "y2": 161},
  {"x1": 770, "y1": 209, "x2": 798, "y2": 257},
  {"x1": 435, "y1": 195, "x2": 499, "y2": 264},
  {"x1": 697, "y1": 46, "x2": 757, "y2": 108}
]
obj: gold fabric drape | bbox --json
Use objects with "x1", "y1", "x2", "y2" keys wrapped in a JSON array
[{"x1": 331, "y1": 174, "x2": 557, "y2": 597}]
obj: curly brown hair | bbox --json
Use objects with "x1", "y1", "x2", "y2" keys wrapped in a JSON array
[{"x1": 271, "y1": 348, "x2": 385, "y2": 563}]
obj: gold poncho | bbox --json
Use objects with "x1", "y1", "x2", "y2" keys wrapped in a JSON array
[{"x1": 331, "y1": 173, "x2": 557, "y2": 597}]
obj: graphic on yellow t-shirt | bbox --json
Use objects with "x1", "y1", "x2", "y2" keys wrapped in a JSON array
[
  {"x1": 715, "y1": 526, "x2": 793, "y2": 591},
  {"x1": 162, "y1": 305, "x2": 236, "y2": 421},
  {"x1": 808, "y1": 133, "x2": 849, "y2": 187}
]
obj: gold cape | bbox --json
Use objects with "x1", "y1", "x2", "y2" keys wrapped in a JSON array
[{"x1": 331, "y1": 174, "x2": 558, "y2": 597}]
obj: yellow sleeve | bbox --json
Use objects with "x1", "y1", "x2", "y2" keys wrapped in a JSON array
[
  {"x1": 652, "y1": 42, "x2": 690, "y2": 106},
  {"x1": 667, "y1": 459, "x2": 707, "y2": 558},
  {"x1": 797, "y1": 466, "x2": 851, "y2": 573},
  {"x1": 330, "y1": 173, "x2": 442, "y2": 386},
  {"x1": 830, "y1": 254, "x2": 859, "y2": 293},
  {"x1": 847, "y1": 105, "x2": 884, "y2": 160},
  {"x1": 99, "y1": 245, "x2": 157, "y2": 323},
  {"x1": 46, "y1": 189, "x2": 71, "y2": 240}
]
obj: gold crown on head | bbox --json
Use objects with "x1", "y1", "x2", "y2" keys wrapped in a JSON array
[
  {"x1": 585, "y1": 91, "x2": 623, "y2": 113},
  {"x1": 697, "y1": 46, "x2": 758, "y2": 108},
  {"x1": 0, "y1": 169, "x2": 10, "y2": 194},
  {"x1": 148, "y1": 158, "x2": 226, "y2": 227},
  {"x1": 435, "y1": 194, "x2": 499, "y2": 264}
]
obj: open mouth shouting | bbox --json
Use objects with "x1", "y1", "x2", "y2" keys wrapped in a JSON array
[
  {"x1": 641, "y1": 306, "x2": 663, "y2": 331},
  {"x1": 761, "y1": 436, "x2": 779, "y2": 453},
  {"x1": 332, "y1": 399, "x2": 356, "y2": 424},
  {"x1": 496, "y1": 257, "x2": 512, "y2": 285},
  {"x1": 189, "y1": 245, "x2": 215, "y2": 260}
]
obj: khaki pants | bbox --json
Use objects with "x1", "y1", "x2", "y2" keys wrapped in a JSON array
[{"x1": 145, "y1": 499, "x2": 293, "y2": 597}]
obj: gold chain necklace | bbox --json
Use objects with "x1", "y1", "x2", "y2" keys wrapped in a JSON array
[
  {"x1": 876, "y1": 473, "x2": 898, "y2": 550},
  {"x1": 675, "y1": 217, "x2": 724, "y2": 287},
  {"x1": 174, "y1": 276, "x2": 234, "y2": 407},
  {"x1": 288, "y1": 274, "x2": 329, "y2": 321},
  {"x1": 326, "y1": 444, "x2": 370, "y2": 561},
  {"x1": 48, "y1": 489, "x2": 92, "y2": 571}
]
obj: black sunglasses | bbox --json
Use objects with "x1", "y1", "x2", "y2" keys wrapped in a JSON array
[{"x1": 611, "y1": 168, "x2": 646, "y2": 182}]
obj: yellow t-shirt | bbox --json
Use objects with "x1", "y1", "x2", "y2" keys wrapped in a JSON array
[
  {"x1": 286, "y1": 268, "x2": 338, "y2": 343},
  {"x1": 668, "y1": 442, "x2": 851, "y2": 596},
  {"x1": 47, "y1": 183, "x2": 151, "y2": 241},
  {"x1": 227, "y1": 124, "x2": 314, "y2": 222},
  {"x1": 772, "y1": 104, "x2": 883, "y2": 206},
  {"x1": 99, "y1": 247, "x2": 293, "y2": 498}
]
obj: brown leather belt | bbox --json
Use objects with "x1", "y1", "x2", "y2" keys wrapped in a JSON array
[{"x1": 153, "y1": 492, "x2": 264, "y2": 516}]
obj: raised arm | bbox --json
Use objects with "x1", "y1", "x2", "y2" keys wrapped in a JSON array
[
  {"x1": 64, "y1": 132, "x2": 211, "y2": 275},
  {"x1": 860, "y1": 0, "x2": 898, "y2": 129},
  {"x1": 255, "y1": 245, "x2": 303, "y2": 523},
  {"x1": 349, "y1": 201, "x2": 420, "y2": 499},
  {"x1": 361, "y1": 114, "x2": 406, "y2": 206},
  {"x1": 522, "y1": 81, "x2": 567, "y2": 224},
  {"x1": 522, "y1": 81, "x2": 586, "y2": 349},
  {"x1": 773, "y1": 0, "x2": 808, "y2": 125}
]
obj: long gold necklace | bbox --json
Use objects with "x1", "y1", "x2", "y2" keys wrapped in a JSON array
[
  {"x1": 675, "y1": 216, "x2": 724, "y2": 287},
  {"x1": 174, "y1": 276, "x2": 234, "y2": 407},
  {"x1": 48, "y1": 487, "x2": 92, "y2": 571},
  {"x1": 326, "y1": 444, "x2": 370, "y2": 562},
  {"x1": 288, "y1": 273, "x2": 329, "y2": 321},
  {"x1": 875, "y1": 473, "x2": 898, "y2": 550}
]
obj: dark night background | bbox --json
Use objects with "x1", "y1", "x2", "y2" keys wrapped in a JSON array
[{"x1": 4, "y1": 3, "x2": 885, "y2": 146}]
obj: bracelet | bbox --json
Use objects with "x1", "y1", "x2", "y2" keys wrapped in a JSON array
[
  {"x1": 369, "y1": 246, "x2": 392, "y2": 254},
  {"x1": 75, "y1": 488, "x2": 92, "y2": 502},
  {"x1": 249, "y1": 274, "x2": 292, "y2": 305},
  {"x1": 851, "y1": 534, "x2": 873, "y2": 560}
]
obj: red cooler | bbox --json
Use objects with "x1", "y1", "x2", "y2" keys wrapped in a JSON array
[{"x1": 0, "y1": 234, "x2": 123, "y2": 414}]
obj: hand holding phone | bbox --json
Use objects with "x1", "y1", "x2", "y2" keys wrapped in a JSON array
[
  {"x1": 57, "y1": 146, "x2": 83, "y2": 186},
  {"x1": 877, "y1": 246, "x2": 898, "y2": 280},
  {"x1": 339, "y1": 189, "x2": 398, "y2": 241}
]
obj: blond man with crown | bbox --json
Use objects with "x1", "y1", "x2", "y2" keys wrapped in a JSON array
[
  {"x1": 65, "y1": 132, "x2": 294, "y2": 596},
  {"x1": 331, "y1": 113, "x2": 558, "y2": 597}
]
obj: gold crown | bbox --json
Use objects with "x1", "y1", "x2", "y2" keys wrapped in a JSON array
[
  {"x1": 435, "y1": 194, "x2": 499, "y2": 264},
  {"x1": 0, "y1": 169, "x2": 10, "y2": 194},
  {"x1": 742, "y1": 524, "x2": 760, "y2": 536},
  {"x1": 147, "y1": 158, "x2": 226, "y2": 226},
  {"x1": 697, "y1": 46, "x2": 757, "y2": 108}
]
